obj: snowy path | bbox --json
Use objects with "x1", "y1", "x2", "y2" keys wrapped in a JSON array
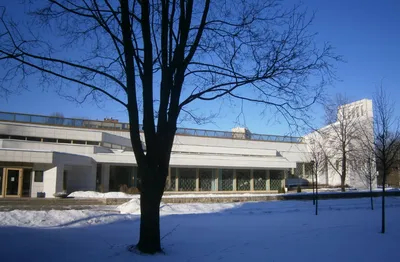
[{"x1": 0, "y1": 197, "x2": 399, "y2": 262}]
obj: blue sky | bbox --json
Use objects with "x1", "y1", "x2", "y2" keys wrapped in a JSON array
[{"x1": 1, "y1": 0, "x2": 399, "y2": 136}]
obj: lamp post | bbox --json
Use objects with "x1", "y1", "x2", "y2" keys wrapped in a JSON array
[
  {"x1": 311, "y1": 160, "x2": 315, "y2": 205},
  {"x1": 314, "y1": 160, "x2": 318, "y2": 216}
]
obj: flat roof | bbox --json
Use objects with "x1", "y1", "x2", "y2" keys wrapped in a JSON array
[{"x1": 0, "y1": 111, "x2": 302, "y2": 143}]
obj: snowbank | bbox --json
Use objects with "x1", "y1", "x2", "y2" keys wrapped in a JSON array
[
  {"x1": 68, "y1": 191, "x2": 139, "y2": 199},
  {"x1": 118, "y1": 198, "x2": 141, "y2": 214}
]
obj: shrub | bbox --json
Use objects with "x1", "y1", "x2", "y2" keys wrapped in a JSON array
[
  {"x1": 119, "y1": 184, "x2": 128, "y2": 193},
  {"x1": 97, "y1": 184, "x2": 104, "y2": 193},
  {"x1": 127, "y1": 187, "x2": 140, "y2": 195},
  {"x1": 297, "y1": 185, "x2": 302, "y2": 193},
  {"x1": 278, "y1": 187, "x2": 286, "y2": 194}
]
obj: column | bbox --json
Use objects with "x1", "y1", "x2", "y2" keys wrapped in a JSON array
[
  {"x1": 195, "y1": 168, "x2": 200, "y2": 191},
  {"x1": 101, "y1": 164, "x2": 110, "y2": 192},
  {"x1": 213, "y1": 169, "x2": 219, "y2": 191},
  {"x1": 175, "y1": 168, "x2": 179, "y2": 191},
  {"x1": 166, "y1": 167, "x2": 171, "y2": 190},
  {"x1": 233, "y1": 169, "x2": 237, "y2": 191},
  {"x1": 302, "y1": 163, "x2": 306, "y2": 178},
  {"x1": 266, "y1": 170, "x2": 270, "y2": 191},
  {"x1": 250, "y1": 169, "x2": 254, "y2": 191},
  {"x1": 282, "y1": 169, "x2": 287, "y2": 190}
]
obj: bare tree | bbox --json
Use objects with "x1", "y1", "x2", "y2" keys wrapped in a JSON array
[
  {"x1": 371, "y1": 86, "x2": 400, "y2": 233},
  {"x1": 319, "y1": 94, "x2": 361, "y2": 191},
  {"x1": 0, "y1": 0, "x2": 339, "y2": 253},
  {"x1": 352, "y1": 134, "x2": 377, "y2": 210},
  {"x1": 304, "y1": 136, "x2": 327, "y2": 215}
]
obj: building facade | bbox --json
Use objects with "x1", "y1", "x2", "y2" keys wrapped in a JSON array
[
  {"x1": 303, "y1": 99, "x2": 377, "y2": 189},
  {"x1": 0, "y1": 99, "x2": 376, "y2": 198}
]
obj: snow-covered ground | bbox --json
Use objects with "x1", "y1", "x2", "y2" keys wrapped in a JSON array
[{"x1": 1, "y1": 198, "x2": 399, "y2": 262}]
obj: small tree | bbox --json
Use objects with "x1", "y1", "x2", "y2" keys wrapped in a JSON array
[
  {"x1": 351, "y1": 144, "x2": 377, "y2": 210},
  {"x1": 372, "y1": 86, "x2": 400, "y2": 233},
  {"x1": 320, "y1": 94, "x2": 361, "y2": 192},
  {"x1": 304, "y1": 137, "x2": 326, "y2": 215}
]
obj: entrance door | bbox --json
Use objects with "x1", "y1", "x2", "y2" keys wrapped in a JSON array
[{"x1": 5, "y1": 168, "x2": 23, "y2": 197}]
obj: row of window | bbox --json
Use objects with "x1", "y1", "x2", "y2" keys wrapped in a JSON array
[
  {"x1": 0, "y1": 134, "x2": 100, "y2": 145},
  {"x1": 0, "y1": 134, "x2": 133, "y2": 151},
  {"x1": 344, "y1": 105, "x2": 365, "y2": 120},
  {"x1": 167, "y1": 168, "x2": 285, "y2": 191}
]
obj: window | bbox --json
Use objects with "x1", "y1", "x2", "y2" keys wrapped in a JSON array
[
  {"x1": 58, "y1": 139, "x2": 72, "y2": 144},
  {"x1": 34, "y1": 171, "x2": 44, "y2": 182},
  {"x1": 10, "y1": 135, "x2": 26, "y2": 140},
  {"x1": 87, "y1": 141, "x2": 100, "y2": 146},
  {"x1": 43, "y1": 138, "x2": 57, "y2": 143},
  {"x1": 26, "y1": 136, "x2": 41, "y2": 142}
]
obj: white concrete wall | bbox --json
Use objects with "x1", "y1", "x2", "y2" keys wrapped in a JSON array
[
  {"x1": 30, "y1": 163, "x2": 53, "y2": 197},
  {"x1": 0, "y1": 122, "x2": 103, "y2": 141},
  {"x1": 303, "y1": 99, "x2": 376, "y2": 189},
  {"x1": 42, "y1": 165, "x2": 63, "y2": 198},
  {"x1": 2, "y1": 140, "x2": 96, "y2": 155},
  {"x1": 0, "y1": 148, "x2": 53, "y2": 163},
  {"x1": 30, "y1": 170, "x2": 43, "y2": 198},
  {"x1": 102, "y1": 132, "x2": 132, "y2": 147}
]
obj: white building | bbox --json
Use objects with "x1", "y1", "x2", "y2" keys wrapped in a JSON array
[
  {"x1": 0, "y1": 99, "x2": 375, "y2": 198},
  {"x1": 303, "y1": 99, "x2": 376, "y2": 190}
]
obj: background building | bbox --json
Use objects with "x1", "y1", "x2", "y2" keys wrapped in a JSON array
[{"x1": 0, "y1": 99, "x2": 377, "y2": 198}]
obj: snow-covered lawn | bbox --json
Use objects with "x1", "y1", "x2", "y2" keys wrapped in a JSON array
[
  {"x1": 1, "y1": 198, "x2": 399, "y2": 262},
  {"x1": 68, "y1": 188, "x2": 400, "y2": 199}
]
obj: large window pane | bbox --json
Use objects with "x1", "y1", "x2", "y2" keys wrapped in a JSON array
[
  {"x1": 236, "y1": 169, "x2": 251, "y2": 191},
  {"x1": 109, "y1": 166, "x2": 135, "y2": 191},
  {"x1": 270, "y1": 170, "x2": 284, "y2": 190},
  {"x1": 220, "y1": 169, "x2": 233, "y2": 191},
  {"x1": 166, "y1": 168, "x2": 177, "y2": 191},
  {"x1": 22, "y1": 169, "x2": 32, "y2": 197},
  {"x1": 254, "y1": 170, "x2": 266, "y2": 191},
  {"x1": 178, "y1": 168, "x2": 196, "y2": 191},
  {"x1": 199, "y1": 169, "x2": 213, "y2": 191},
  {"x1": 6, "y1": 170, "x2": 19, "y2": 195}
]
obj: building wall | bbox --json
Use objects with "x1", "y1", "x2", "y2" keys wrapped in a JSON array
[
  {"x1": 64, "y1": 165, "x2": 96, "y2": 193},
  {"x1": 30, "y1": 163, "x2": 53, "y2": 197},
  {"x1": 0, "y1": 122, "x2": 103, "y2": 142},
  {"x1": 303, "y1": 99, "x2": 376, "y2": 190},
  {"x1": 42, "y1": 165, "x2": 62, "y2": 198}
]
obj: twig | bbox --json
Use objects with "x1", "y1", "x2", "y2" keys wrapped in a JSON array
[{"x1": 161, "y1": 224, "x2": 180, "y2": 241}]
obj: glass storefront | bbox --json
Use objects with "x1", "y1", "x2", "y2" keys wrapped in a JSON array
[{"x1": 109, "y1": 166, "x2": 137, "y2": 191}]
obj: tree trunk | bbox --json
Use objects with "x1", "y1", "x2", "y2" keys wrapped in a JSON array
[
  {"x1": 381, "y1": 170, "x2": 386, "y2": 234},
  {"x1": 315, "y1": 170, "x2": 318, "y2": 216},
  {"x1": 341, "y1": 151, "x2": 346, "y2": 192},
  {"x1": 340, "y1": 175, "x2": 346, "y2": 192},
  {"x1": 369, "y1": 175, "x2": 374, "y2": 211},
  {"x1": 135, "y1": 166, "x2": 166, "y2": 254},
  {"x1": 311, "y1": 170, "x2": 315, "y2": 205}
]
